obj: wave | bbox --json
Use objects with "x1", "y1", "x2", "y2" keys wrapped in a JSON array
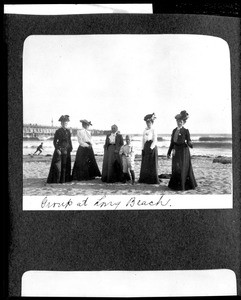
[
  {"x1": 193, "y1": 142, "x2": 232, "y2": 148},
  {"x1": 23, "y1": 137, "x2": 40, "y2": 141},
  {"x1": 199, "y1": 137, "x2": 232, "y2": 141}
]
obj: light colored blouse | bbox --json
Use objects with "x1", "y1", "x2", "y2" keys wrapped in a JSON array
[
  {"x1": 142, "y1": 127, "x2": 157, "y2": 150},
  {"x1": 77, "y1": 128, "x2": 92, "y2": 147},
  {"x1": 109, "y1": 132, "x2": 117, "y2": 144}
]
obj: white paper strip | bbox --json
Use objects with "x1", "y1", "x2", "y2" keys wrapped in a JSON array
[
  {"x1": 22, "y1": 269, "x2": 237, "y2": 297},
  {"x1": 4, "y1": 4, "x2": 153, "y2": 15},
  {"x1": 23, "y1": 194, "x2": 232, "y2": 211}
]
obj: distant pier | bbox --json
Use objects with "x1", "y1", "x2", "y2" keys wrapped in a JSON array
[{"x1": 23, "y1": 124, "x2": 109, "y2": 140}]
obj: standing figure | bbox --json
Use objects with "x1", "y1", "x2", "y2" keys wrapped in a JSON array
[
  {"x1": 139, "y1": 113, "x2": 159, "y2": 184},
  {"x1": 101, "y1": 124, "x2": 124, "y2": 183},
  {"x1": 33, "y1": 142, "x2": 43, "y2": 155},
  {"x1": 72, "y1": 119, "x2": 101, "y2": 180},
  {"x1": 167, "y1": 110, "x2": 197, "y2": 190},
  {"x1": 47, "y1": 115, "x2": 73, "y2": 183},
  {"x1": 119, "y1": 135, "x2": 135, "y2": 184}
]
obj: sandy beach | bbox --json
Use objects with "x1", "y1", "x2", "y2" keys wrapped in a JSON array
[{"x1": 23, "y1": 154, "x2": 232, "y2": 195}]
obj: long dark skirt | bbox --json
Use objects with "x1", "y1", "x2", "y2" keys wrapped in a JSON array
[
  {"x1": 168, "y1": 144, "x2": 197, "y2": 190},
  {"x1": 139, "y1": 141, "x2": 159, "y2": 184},
  {"x1": 101, "y1": 145, "x2": 123, "y2": 183},
  {"x1": 72, "y1": 146, "x2": 101, "y2": 180},
  {"x1": 47, "y1": 150, "x2": 72, "y2": 183}
]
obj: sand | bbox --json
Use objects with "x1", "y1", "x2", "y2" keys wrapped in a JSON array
[{"x1": 23, "y1": 155, "x2": 232, "y2": 195}]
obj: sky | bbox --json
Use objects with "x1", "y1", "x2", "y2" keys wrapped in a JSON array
[{"x1": 23, "y1": 34, "x2": 232, "y2": 134}]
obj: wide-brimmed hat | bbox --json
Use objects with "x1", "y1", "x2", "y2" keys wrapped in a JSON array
[
  {"x1": 58, "y1": 115, "x2": 70, "y2": 122},
  {"x1": 144, "y1": 113, "x2": 156, "y2": 122},
  {"x1": 80, "y1": 119, "x2": 92, "y2": 126},
  {"x1": 175, "y1": 110, "x2": 189, "y2": 121}
]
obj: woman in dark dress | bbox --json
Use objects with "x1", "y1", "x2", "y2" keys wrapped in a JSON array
[
  {"x1": 167, "y1": 110, "x2": 197, "y2": 191},
  {"x1": 47, "y1": 115, "x2": 73, "y2": 183},
  {"x1": 139, "y1": 113, "x2": 160, "y2": 184},
  {"x1": 101, "y1": 124, "x2": 124, "y2": 183},
  {"x1": 72, "y1": 119, "x2": 101, "y2": 180}
]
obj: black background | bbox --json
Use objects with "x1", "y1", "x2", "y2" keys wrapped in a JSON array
[{"x1": 4, "y1": 1, "x2": 241, "y2": 298}]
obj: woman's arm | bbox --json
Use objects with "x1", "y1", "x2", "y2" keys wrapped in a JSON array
[
  {"x1": 167, "y1": 130, "x2": 175, "y2": 156},
  {"x1": 142, "y1": 130, "x2": 146, "y2": 150},
  {"x1": 119, "y1": 145, "x2": 124, "y2": 155},
  {"x1": 150, "y1": 128, "x2": 157, "y2": 150},
  {"x1": 103, "y1": 135, "x2": 109, "y2": 150},
  {"x1": 186, "y1": 129, "x2": 193, "y2": 148},
  {"x1": 116, "y1": 134, "x2": 124, "y2": 152},
  {"x1": 53, "y1": 130, "x2": 60, "y2": 150},
  {"x1": 69, "y1": 131, "x2": 73, "y2": 152},
  {"x1": 53, "y1": 130, "x2": 62, "y2": 155}
]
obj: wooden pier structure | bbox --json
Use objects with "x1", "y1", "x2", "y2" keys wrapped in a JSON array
[{"x1": 23, "y1": 124, "x2": 109, "y2": 140}]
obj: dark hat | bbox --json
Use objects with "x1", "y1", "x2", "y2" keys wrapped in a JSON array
[
  {"x1": 144, "y1": 113, "x2": 156, "y2": 122},
  {"x1": 175, "y1": 110, "x2": 189, "y2": 121},
  {"x1": 58, "y1": 115, "x2": 70, "y2": 122},
  {"x1": 80, "y1": 119, "x2": 92, "y2": 126}
]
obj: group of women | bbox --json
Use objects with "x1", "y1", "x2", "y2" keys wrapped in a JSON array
[{"x1": 47, "y1": 111, "x2": 197, "y2": 191}]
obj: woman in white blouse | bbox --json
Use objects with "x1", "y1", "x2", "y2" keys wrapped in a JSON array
[
  {"x1": 72, "y1": 119, "x2": 101, "y2": 180},
  {"x1": 139, "y1": 113, "x2": 160, "y2": 184}
]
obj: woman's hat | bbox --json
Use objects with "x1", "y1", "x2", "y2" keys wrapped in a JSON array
[
  {"x1": 175, "y1": 110, "x2": 189, "y2": 121},
  {"x1": 144, "y1": 113, "x2": 156, "y2": 122},
  {"x1": 80, "y1": 119, "x2": 92, "y2": 126},
  {"x1": 58, "y1": 115, "x2": 70, "y2": 122}
]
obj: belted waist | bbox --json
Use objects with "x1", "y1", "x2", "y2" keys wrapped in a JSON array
[{"x1": 174, "y1": 142, "x2": 187, "y2": 147}]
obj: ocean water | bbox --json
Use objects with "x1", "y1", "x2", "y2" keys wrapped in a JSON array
[{"x1": 23, "y1": 134, "x2": 232, "y2": 157}]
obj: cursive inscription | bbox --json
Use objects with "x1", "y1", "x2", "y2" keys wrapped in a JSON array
[
  {"x1": 77, "y1": 197, "x2": 89, "y2": 207},
  {"x1": 40, "y1": 195, "x2": 171, "y2": 210},
  {"x1": 126, "y1": 195, "x2": 171, "y2": 207},
  {"x1": 94, "y1": 195, "x2": 121, "y2": 210},
  {"x1": 41, "y1": 196, "x2": 73, "y2": 209}
]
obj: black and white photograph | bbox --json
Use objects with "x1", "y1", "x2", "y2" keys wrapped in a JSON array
[
  {"x1": 23, "y1": 34, "x2": 232, "y2": 200},
  {"x1": 5, "y1": 2, "x2": 241, "y2": 298}
]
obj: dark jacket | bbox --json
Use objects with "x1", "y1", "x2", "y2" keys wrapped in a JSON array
[
  {"x1": 167, "y1": 127, "x2": 193, "y2": 156},
  {"x1": 53, "y1": 127, "x2": 73, "y2": 153},
  {"x1": 104, "y1": 133, "x2": 124, "y2": 152}
]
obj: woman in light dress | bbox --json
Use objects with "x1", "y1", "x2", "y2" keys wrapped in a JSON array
[{"x1": 72, "y1": 119, "x2": 101, "y2": 181}]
